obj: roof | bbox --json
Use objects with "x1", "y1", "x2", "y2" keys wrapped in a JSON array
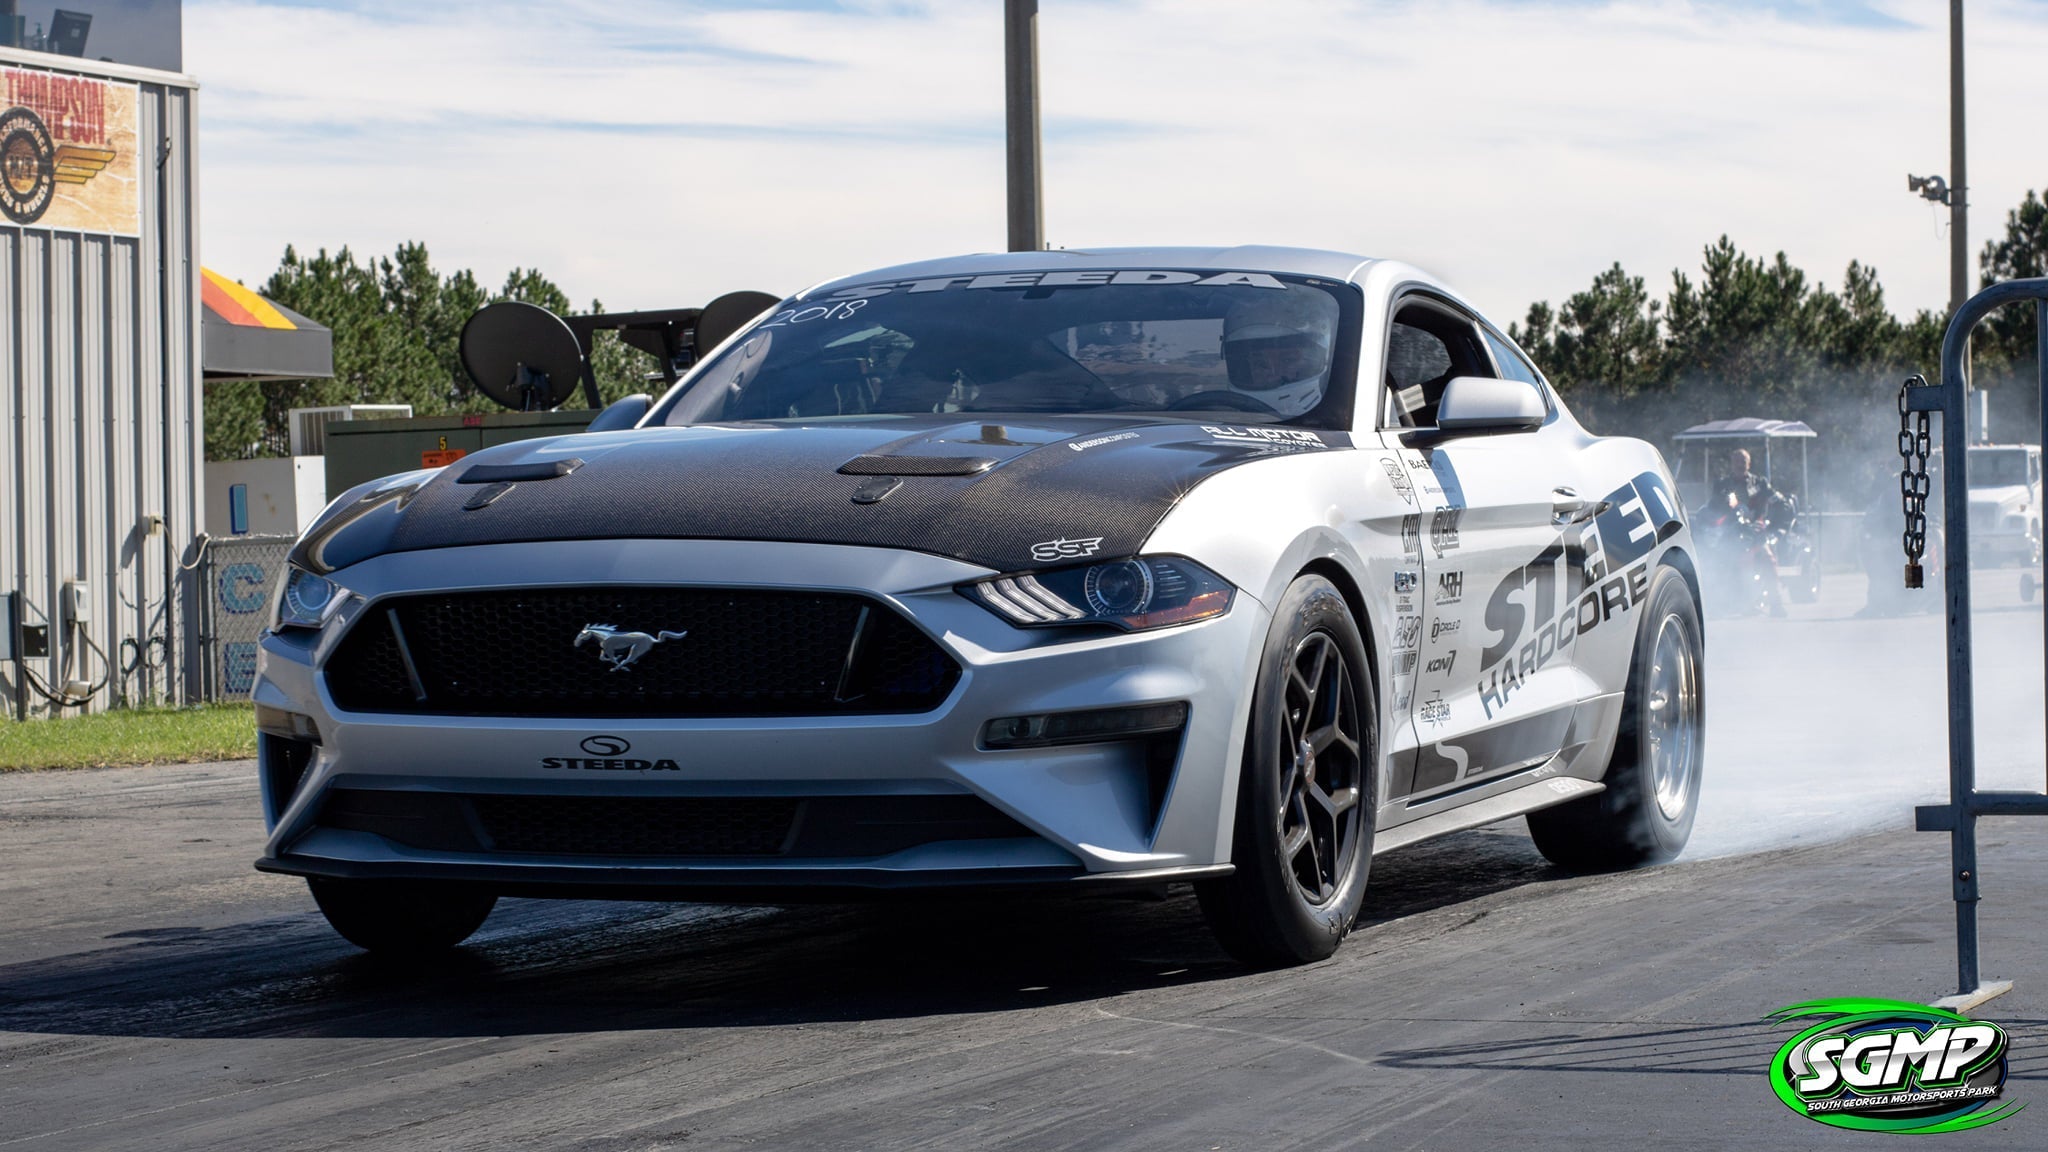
[
  {"x1": 799, "y1": 246, "x2": 1383, "y2": 300},
  {"x1": 201, "y1": 268, "x2": 334, "y2": 382},
  {"x1": 1672, "y1": 418, "x2": 1816, "y2": 441}
]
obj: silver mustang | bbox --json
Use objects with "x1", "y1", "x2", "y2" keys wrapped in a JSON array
[{"x1": 252, "y1": 246, "x2": 1703, "y2": 965}]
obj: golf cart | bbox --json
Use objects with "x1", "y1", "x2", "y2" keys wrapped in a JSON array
[{"x1": 1673, "y1": 417, "x2": 1821, "y2": 607}]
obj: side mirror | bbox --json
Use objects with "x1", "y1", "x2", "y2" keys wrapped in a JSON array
[
  {"x1": 585, "y1": 393, "x2": 652, "y2": 433},
  {"x1": 1435, "y1": 376, "x2": 1544, "y2": 434}
]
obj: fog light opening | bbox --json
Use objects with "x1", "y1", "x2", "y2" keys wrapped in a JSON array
[{"x1": 981, "y1": 702, "x2": 1189, "y2": 749}]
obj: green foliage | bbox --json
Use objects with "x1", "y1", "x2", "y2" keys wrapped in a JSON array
[
  {"x1": 205, "y1": 244, "x2": 659, "y2": 460},
  {"x1": 0, "y1": 704, "x2": 256, "y2": 771},
  {"x1": 1977, "y1": 189, "x2": 2047, "y2": 387}
]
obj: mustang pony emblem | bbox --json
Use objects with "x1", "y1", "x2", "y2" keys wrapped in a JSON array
[{"x1": 574, "y1": 624, "x2": 688, "y2": 672}]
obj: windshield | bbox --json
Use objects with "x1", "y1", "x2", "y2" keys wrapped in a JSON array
[
  {"x1": 1969, "y1": 448, "x2": 2033, "y2": 488},
  {"x1": 651, "y1": 270, "x2": 1361, "y2": 429}
]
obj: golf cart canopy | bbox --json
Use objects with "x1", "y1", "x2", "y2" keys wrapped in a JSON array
[{"x1": 1673, "y1": 418, "x2": 1816, "y2": 441}]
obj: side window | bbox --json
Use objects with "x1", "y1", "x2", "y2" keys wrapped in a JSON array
[
  {"x1": 1382, "y1": 299, "x2": 1490, "y2": 429},
  {"x1": 1482, "y1": 329, "x2": 1545, "y2": 390}
]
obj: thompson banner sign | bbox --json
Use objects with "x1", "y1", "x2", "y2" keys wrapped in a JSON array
[{"x1": 0, "y1": 66, "x2": 139, "y2": 235}]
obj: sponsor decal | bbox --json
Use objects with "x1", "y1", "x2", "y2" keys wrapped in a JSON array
[
  {"x1": 1430, "y1": 507, "x2": 1463, "y2": 557},
  {"x1": 1394, "y1": 570, "x2": 1419, "y2": 595},
  {"x1": 0, "y1": 68, "x2": 139, "y2": 233},
  {"x1": 1381, "y1": 458, "x2": 1415, "y2": 505},
  {"x1": 1424, "y1": 650, "x2": 1456, "y2": 676},
  {"x1": 1767, "y1": 998, "x2": 2020, "y2": 1133},
  {"x1": 1396, "y1": 650, "x2": 1418, "y2": 676},
  {"x1": 541, "y1": 756, "x2": 682, "y2": 771},
  {"x1": 1431, "y1": 617, "x2": 1461, "y2": 639},
  {"x1": 1202, "y1": 425, "x2": 1327, "y2": 448},
  {"x1": 1420, "y1": 691, "x2": 1450, "y2": 728},
  {"x1": 1400, "y1": 513, "x2": 1422, "y2": 559},
  {"x1": 575, "y1": 624, "x2": 689, "y2": 672},
  {"x1": 1031, "y1": 535, "x2": 1104, "y2": 562},
  {"x1": 1394, "y1": 615, "x2": 1422, "y2": 653},
  {"x1": 825, "y1": 269, "x2": 1290, "y2": 299},
  {"x1": 1435, "y1": 571, "x2": 1464, "y2": 606},
  {"x1": 580, "y1": 735, "x2": 631, "y2": 756},
  {"x1": 1068, "y1": 432, "x2": 1139, "y2": 453}
]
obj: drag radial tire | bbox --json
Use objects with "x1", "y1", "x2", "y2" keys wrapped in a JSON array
[
  {"x1": 1197, "y1": 575, "x2": 1376, "y2": 967},
  {"x1": 308, "y1": 879, "x2": 497, "y2": 956},
  {"x1": 1528, "y1": 564, "x2": 1703, "y2": 872}
]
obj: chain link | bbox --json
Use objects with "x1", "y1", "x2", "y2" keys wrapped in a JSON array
[{"x1": 1898, "y1": 374, "x2": 1932, "y2": 588}]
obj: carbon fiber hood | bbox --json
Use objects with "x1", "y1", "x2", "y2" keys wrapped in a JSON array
[{"x1": 297, "y1": 415, "x2": 1350, "y2": 575}]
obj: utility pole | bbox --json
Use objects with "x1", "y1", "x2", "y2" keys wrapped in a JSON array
[
  {"x1": 1004, "y1": 0, "x2": 1044, "y2": 252},
  {"x1": 1949, "y1": 0, "x2": 1968, "y2": 316}
]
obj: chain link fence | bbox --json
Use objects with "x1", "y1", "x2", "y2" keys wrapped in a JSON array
[{"x1": 198, "y1": 535, "x2": 295, "y2": 701}]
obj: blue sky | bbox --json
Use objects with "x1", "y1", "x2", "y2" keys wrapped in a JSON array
[{"x1": 189, "y1": 0, "x2": 2048, "y2": 324}]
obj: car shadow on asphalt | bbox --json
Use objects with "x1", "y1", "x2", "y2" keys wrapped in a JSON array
[{"x1": 0, "y1": 825, "x2": 1572, "y2": 1041}]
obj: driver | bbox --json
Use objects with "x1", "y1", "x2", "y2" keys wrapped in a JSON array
[
  {"x1": 1220, "y1": 289, "x2": 1336, "y2": 418},
  {"x1": 1718, "y1": 448, "x2": 1783, "y2": 519},
  {"x1": 1719, "y1": 448, "x2": 1790, "y2": 616}
]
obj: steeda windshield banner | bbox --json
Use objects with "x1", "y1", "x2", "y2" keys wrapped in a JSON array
[{"x1": 1767, "y1": 998, "x2": 2023, "y2": 1133}]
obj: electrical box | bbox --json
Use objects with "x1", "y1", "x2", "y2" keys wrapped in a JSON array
[
  {"x1": 63, "y1": 581, "x2": 91, "y2": 626},
  {"x1": 1, "y1": 591, "x2": 16, "y2": 662}
]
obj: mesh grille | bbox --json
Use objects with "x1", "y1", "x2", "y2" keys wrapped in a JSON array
[
  {"x1": 324, "y1": 587, "x2": 958, "y2": 717},
  {"x1": 472, "y1": 794, "x2": 800, "y2": 857}
]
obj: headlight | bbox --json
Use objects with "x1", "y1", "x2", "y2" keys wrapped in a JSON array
[
  {"x1": 964, "y1": 556, "x2": 1233, "y2": 630},
  {"x1": 273, "y1": 566, "x2": 349, "y2": 631}
]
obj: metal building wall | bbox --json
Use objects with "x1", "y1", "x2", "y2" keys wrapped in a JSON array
[{"x1": 1, "y1": 50, "x2": 203, "y2": 718}]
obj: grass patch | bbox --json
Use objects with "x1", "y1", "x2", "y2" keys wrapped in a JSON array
[{"x1": 0, "y1": 704, "x2": 257, "y2": 772}]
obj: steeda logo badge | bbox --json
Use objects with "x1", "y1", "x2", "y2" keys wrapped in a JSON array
[{"x1": 1768, "y1": 998, "x2": 2022, "y2": 1133}]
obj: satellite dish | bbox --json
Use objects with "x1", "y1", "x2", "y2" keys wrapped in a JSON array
[
  {"x1": 460, "y1": 302, "x2": 587, "y2": 411},
  {"x1": 695, "y1": 291, "x2": 781, "y2": 355}
]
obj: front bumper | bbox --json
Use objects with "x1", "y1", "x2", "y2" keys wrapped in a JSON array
[{"x1": 253, "y1": 538, "x2": 1267, "y2": 891}]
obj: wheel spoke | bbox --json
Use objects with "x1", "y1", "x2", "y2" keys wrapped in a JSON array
[
  {"x1": 1282, "y1": 822, "x2": 1310, "y2": 861},
  {"x1": 1326, "y1": 785, "x2": 1360, "y2": 815},
  {"x1": 1306, "y1": 722, "x2": 1358, "y2": 759},
  {"x1": 1303, "y1": 639, "x2": 1329, "y2": 713}
]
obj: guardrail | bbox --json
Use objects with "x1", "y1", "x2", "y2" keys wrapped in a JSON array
[{"x1": 1908, "y1": 277, "x2": 2048, "y2": 1007}]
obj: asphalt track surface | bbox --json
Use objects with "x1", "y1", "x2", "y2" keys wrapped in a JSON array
[{"x1": 4, "y1": 572, "x2": 2048, "y2": 1150}]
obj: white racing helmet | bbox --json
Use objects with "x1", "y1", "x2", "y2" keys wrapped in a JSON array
[{"x1": 1220, "y1": 287, "x2": 1337, "y2": 418}]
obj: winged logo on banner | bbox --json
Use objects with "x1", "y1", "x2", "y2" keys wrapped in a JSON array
[{"x1": 51, "y1": 144, "x2": 114, "y2": 186}]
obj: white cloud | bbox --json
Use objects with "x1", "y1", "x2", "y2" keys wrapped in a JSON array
[{"x1": 190, "y1": 0, "x2": 2048, "y2": 328}]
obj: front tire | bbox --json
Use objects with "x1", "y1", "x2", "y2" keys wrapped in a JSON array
[
  {"x1": 1528, "y1": 564, "x2": 1703, "y2": 872},
  {"x1": 1197, "y1": 575, "x2": 1376, "y2": 966},
  {"x1": 308, "y1": 878, "x2": 497, "y2": 956}
]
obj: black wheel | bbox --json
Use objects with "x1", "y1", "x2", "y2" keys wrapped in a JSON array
[
  {"x1": 1528, "y1": 564, "x2": 1703, "y2": 872},
  {"x1": 1197, "y1": 575, "x2": 1375, "y2": 966},
  {"x1": 308, "y1": 878, "x2": 496, "y2": 956}
]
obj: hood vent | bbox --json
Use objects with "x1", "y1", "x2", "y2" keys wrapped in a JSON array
[{"x1": 838, "y1": 455, "x2": 995, "y2": 477}]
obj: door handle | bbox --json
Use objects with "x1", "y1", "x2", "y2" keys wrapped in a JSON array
[{"x1": 1552, "y1": 487, "x2": 1608, "y2": 524}]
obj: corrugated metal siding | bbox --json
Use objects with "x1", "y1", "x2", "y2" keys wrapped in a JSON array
[{"x1": 2, "y1": 58, "x2": 201, "y2": 718}]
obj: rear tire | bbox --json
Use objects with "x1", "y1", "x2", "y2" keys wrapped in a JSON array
[
  {"x1": 1197, "y1": 575, "x2": 1376, "y2": 966},
  {"x1": 308, "y1": 878, "x2": 496, "y2": 956},
  {"x1": 1528, "y1": 564, "x2": 1703, "y2": 872}
]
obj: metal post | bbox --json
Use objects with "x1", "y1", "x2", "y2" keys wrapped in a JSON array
[
  {"x1": 1939, "y1": 286, "x2": 1983, "y2": 996},
  {"x1": 1004, "y1": 0, "x2": 1044, "y2": 253},
  {"x1": 1949, "y1": 0, "x2": 1968, "y2": 317},
  {"x1": 1913, "y1": 278, "x2": 2048, "y2": 1005}
]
